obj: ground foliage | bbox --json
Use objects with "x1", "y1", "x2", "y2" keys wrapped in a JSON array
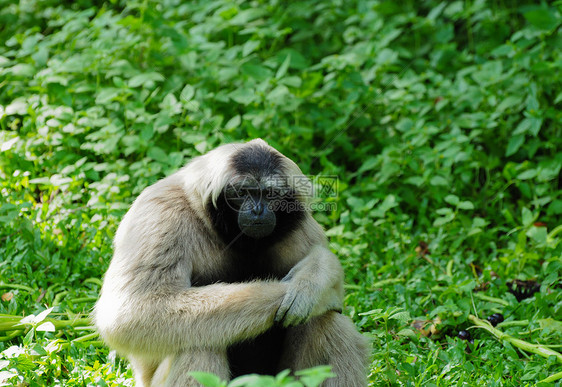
[{"x1": 0, "y1": 0, "x2": 561, "y2": 385}]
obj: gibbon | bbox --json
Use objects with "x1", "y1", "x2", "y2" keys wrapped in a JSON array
[{"x1": 94, "y1": 139, "x2": 368, "y2": 386}]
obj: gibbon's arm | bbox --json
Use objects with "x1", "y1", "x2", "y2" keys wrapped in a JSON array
[
  {"x1": 275, "y1": 243, "x2": 345, "y2": 327},
  {"x1": 95, "y1": 180, "x2": 288, "y2": 358},
  {"x1": 96, "y1": 279, "x2": 288, "y2": 358}
]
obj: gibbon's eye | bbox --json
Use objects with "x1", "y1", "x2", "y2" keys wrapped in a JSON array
[{"x1": 224, "y1": 186, "x2": 263, "y2": 209}]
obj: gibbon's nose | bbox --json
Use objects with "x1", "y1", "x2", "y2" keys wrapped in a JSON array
[{"x1": 251, "y1": 202, "x2": 265, "y2": 216}]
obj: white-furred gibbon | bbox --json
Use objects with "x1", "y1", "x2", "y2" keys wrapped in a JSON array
[{"x1": 93, "y1": 139, "x2": 368, "y2": 386}]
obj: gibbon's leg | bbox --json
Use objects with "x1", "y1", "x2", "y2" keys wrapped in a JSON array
[
  {"x1": 128, "y1": 356, "x2": 159, "y2": 387},
  {"x1": 279, "y1": 311, "x2": 369, "y2": 387},
  {"x1": 164, "y1": 349, "x2": 230, "y2": 387}
]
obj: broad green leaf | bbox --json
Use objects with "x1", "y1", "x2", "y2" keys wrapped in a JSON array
[
  {"x1": 472, "y1": 61, "x2": 503, "y2": 85},
  {"x1": 389, "y1": 310, "x2": 410, "y2": 324},
  {"x1": 505, "y1": 135, "x2": 524, "y2": 156},
  {"x1": 444, "y1": 194, "x2": 459, "y2": 206},
  {"x1": 242, "y1": 40, "x2": 260, "y2": 57},
  {"x1": 433, "y1": 213, "x2": 455, "y2": 226},
  {"x1": 526, "y1": 226, "x2": 547, "y2": 244},
  {"x1": 521, "y1": 207, "x2": 535, "y2": 227},
  {"x1": 430, "y1": 175, "x2": 448, "y2": 186},
  {"x1": 95, "y1": 88, "x2": 120, "y2": 105},
  {"x1": 128, "y1": 72, "x2": 165, "y2": 88},
  {"x1": 225, "y1": 115, "x2": 241, "y2": 130},
  {"x1": 180, "y1": 84, "x2": 195, "y2": 102},
  {"x1": 357, "y1": 157, "x2": 378, "y2": 174},
  {"x1": 517, "y1": 169, "x2": 537, "y2": 180},
  {"x1": 280, "y1": 75, "x2": 302, "y2": 88},
  {"x1": 436, "y1": 207, "x2": 453, "y2": 216},
  {"x1": 228, "y1": 88, "x2": 256, "y2": 105},
  {"x1": 524, "y1": 9, "x2": 560, "y2": 31},
  {"x1": 188, "y1": 372, "x2": 225, "y2": 387},
  {"x1": 228, "y1": 8, "x2": 267, "y2": 25},
  {"x1": 8, "y1": 63, "x2": 35, "y2": 77},
  {"x1": 147, "y1": 147, "x2": 168, "y2": 163},
  {"x1": 276, "y1": 53, "x2": 291, "y2": 79},
  {"x1": 241, "y1": 63, "x2": 271, "y2": 81},
  {"x1": 404, "y1": 176, "x2": 424, "y2": 186},
  {"x1": 266, "y1": 85, "x2": 290, "y2": 105},
  {"x1": 457, "y1": 201, "x2": 474, "y2": 210}
]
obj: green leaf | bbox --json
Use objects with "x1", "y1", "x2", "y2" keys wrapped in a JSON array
[
  {"x1": 430, "y1": 175, "x2": 448, "y2": 186},
  {"x1": 371, "y1": 195, "x2": 397, "y2": 218},
  {"x1": 357, "y1": 157, "x2": 378, "y2": 174},
  {"x1": 5, "y1": 99, "x2": 27, "y2": 115},
  {"x1": 225, "y1": 115, "x2": 241, "y2": 130},
  {"x1": 23, "y1": 329, "x2": 34, "y2": 347},
  {"x1": 457, "y1": 201, "x2": 474, "y2": 210},
  {"x1": 147, "y1": 147, "x2": 168, "y2": 163},
  {"x1": 404, "y1": 176, "x2": 424, "y2": 186},
  {"x1": 444, "y1": 194, "x2": 459, "y2": 206},
  {"x1": 524, "y1": 9, "x2": 560, "y2": 31},
  {"x1": 521, "y1": 207, "x2": 535, "y2": 227},
  {"x1": 526, "y1": 226, "x2": 547, "y2": 244},
  {"x1": 397, "y1": 328, "x2": 418, "y2": 341},
  {"x1": 128, "y1": 72, "x2": 165, "y2": 88},
  {"x1": 228, "y1": 8, "x2": 267, "y2": 25},
  {"x1": 9, "y1": 63, "x2": 35, "y2": 77},
  {"x1": 180, "y1": 84, "x2": 195, "y2": 102},
  {"x1": 242, "y1": 40, "x2": 260, "y2": 57},
  {"x1": 538, "y1": 318, "x2": 562, "y2": 332},
  {"x1": 547, "y1": 200, "x2": 562, "y2": 215},
  {"x1": 436, "y1": 207, "x2": 453, "y2": 216},
  {"x1": 505, "y1": 135, "x2": 524, "y2": 156},
  {"x1": 389, "y1": 310, "x2": 410, "y2": 324},
  {"x1": 276, "y1": 53, "x2": 291, "y2": 79},
  {"x1": 472, "y1": 61, "x2": 503, "y2": 85},
  {"x1": 188, "y1": 372, "x2": 225, "y2": 387},
  {"x1": 517, "y1": 169, "x2": 537, "y2": 180},
  {"x1": 241, "y1": 63, "x2": 272, "y2": 81},
  {"x1": 267, "y1": 85, "x2": 290, "y2": 105},
  {"x1": 228, "y1": 88, "x2": 256, "y2": 105},
  {"x1": 433, "y1": 214, "x2": 455, "y2": 226},
  {"x1": 95, "y1": 88, "x2": 120, "y2": 105}
]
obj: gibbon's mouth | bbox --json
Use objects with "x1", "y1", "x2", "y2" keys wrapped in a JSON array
[{"x1": 240, "y1": 223, "x2": 275, "y2": 239}]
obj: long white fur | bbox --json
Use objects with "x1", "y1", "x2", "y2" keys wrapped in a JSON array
[{"x1": 93, "y1": 139, "x2": 368, "y2": 386}]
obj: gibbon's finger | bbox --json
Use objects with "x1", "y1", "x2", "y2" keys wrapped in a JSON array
[{"x1": 275, "y1": 285, "x2": 318, "y2": 327}]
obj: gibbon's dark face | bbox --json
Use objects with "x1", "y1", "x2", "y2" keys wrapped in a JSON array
[{"x1": 208, "y1": 144, "x2": 306, "y2": 252}]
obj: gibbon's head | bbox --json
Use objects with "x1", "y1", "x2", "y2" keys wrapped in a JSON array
[{"x1": 197, "y1": 139, "x2": 311, "y2": 250}]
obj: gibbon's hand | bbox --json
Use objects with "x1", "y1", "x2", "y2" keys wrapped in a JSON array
[
  {"x1": 274, "y1": 277, "x2": 317, "y2": 327},
  {"x1": 274, "y1": 255, "x2": 343, "y2": 327},
  {"x1": 275, "y1": 279, "x2": 342, "y2": 327}
]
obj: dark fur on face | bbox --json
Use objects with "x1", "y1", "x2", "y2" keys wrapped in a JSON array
[{"x1": 207, "y1": 144, "x2": 306, "y2": 253}]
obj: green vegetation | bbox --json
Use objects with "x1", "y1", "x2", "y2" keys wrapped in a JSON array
[{"x1": 1, "y1": 0, "x2": 561, "y2": 385}]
